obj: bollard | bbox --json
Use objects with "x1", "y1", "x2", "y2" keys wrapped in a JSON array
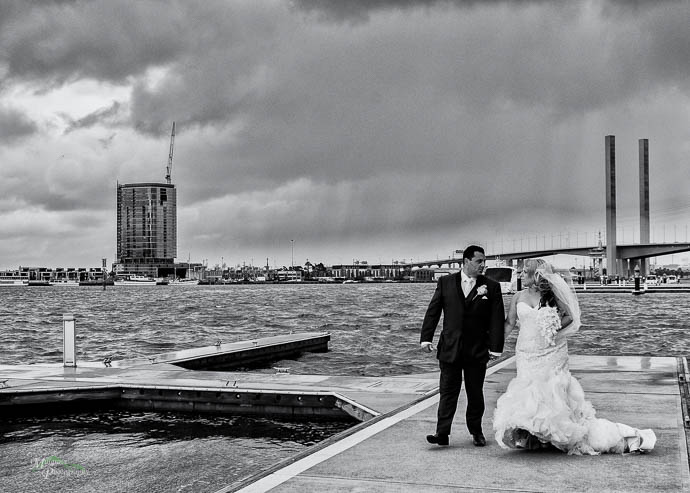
[
  {"x1": 632, "y1": 276, "x2": 645, "y2": 295},
  {"x1": 63, "y1": 314, "x2": 76, "y2": 367}
]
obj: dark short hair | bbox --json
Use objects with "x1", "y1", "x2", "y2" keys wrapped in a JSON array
[{"x1": 462, "y1": 245, "x2": 485, "y2": 261}]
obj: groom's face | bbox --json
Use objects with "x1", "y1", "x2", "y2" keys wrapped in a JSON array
[{"x1": 463, "y1": 252, "x2": 486, "y2": 278}]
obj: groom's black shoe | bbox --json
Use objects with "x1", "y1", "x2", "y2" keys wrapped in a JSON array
[
  {"x1": 426, "y1": 434, "x2": 449, "y2": 446},
  {"x1": 472, "y1": 433, "x2": 487, "y2": 447}
]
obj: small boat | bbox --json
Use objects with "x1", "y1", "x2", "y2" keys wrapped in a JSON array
[
  {"x1": 114, "y1": 275, "x2": 158, "y2": 286},
  {"x1": 0, "y1": 271, "x2": 28, "y2": 286},
  {"x1": 27, "y1": 280, "x2": 52, "y2": 287},
  {"x1": 0, "y1": 279, "x2": 27, "y2": 287},
  {"x1": 50, "y1": 279, "x2": 80, "y2": 287},
  {"x1": 79, "y1": 279, "x2": 114, "y2": 286},
  {"x1": 168, "y1": 278, "x2": 200, "y2": 286},
  {"x1": 484, "y1": 265, "x2": 518, "y2": 294}
]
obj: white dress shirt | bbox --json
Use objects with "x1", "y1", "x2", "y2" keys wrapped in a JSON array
[{"x1": 460, "y1": 270, "x2": 475, "y2": 297}]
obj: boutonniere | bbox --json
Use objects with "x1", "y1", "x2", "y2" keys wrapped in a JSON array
[{"x1": 473, "y1": 284, "x2": 488, "y2": 301}]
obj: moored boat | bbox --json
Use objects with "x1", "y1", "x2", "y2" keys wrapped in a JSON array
[
  {"x1": 168, "y1": 278, "x2": 200, "y2": 286},
  {"x1": 79, "y1": 279, "x2": 114, "y2": 286},
  {"x1": 114, "y1": 275, "x2": 158, "y2": 286},
  {"x1": 50, "y1": 279, "x2": 80, "y2": 287},
  {"x1": 0, "y1": 270, "x2": 29, "y2": 286},
  {"x1": 484, "y1": 265, "x2": 518, "y2": 294},
  {"x1": 0, "y1": 279, "x2": 27, "y2": 287}
]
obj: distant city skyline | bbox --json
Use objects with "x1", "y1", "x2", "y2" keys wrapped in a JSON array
[
  {"x1": 4, "y1": 248, "x2": 689, "y2": 272},
  {"x1": 1, "y1": 1, "x2": 689, "y2": 270}
]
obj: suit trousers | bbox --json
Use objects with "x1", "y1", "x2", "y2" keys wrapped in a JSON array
[{"x1": 436, "y1": 360, "x2": 487, "y2": 436}]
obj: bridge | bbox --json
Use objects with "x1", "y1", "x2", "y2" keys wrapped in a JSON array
[
  {"x1": 408, "y1": 136, "x2": 689, "y2": 278},
  {"x1": 406, "y1": 241, "x2": 690, "y2": 272}
]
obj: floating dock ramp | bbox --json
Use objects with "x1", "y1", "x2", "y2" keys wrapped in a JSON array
[
  {"x1": 116, "y1": 332, "x2": 331, "y2": 371},
  {"x1": 0, "y1": 331, "x2": 415, "y2": 422}
]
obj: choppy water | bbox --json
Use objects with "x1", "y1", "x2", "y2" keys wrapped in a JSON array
[
  {"x1": 1, "y1": 284, "x2": 688, "y2": 492},
  {"x1": 4, "y1": 284, "x2": 688, "y2": 372},
  {"x1": 1, "y1": 410, "x2": 350, "y2": 493}
]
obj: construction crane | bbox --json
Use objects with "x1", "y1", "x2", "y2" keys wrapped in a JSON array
[{"x1": 165, "y1": 121, "x2": 176, "y2": 184}]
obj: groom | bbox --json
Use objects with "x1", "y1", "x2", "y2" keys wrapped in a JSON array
[{"x1": 420, "y1": 245, "x2": 505, "y2": 447}]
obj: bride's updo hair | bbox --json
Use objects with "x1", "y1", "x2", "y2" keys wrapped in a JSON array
[
  {"x1": 523, "y1": 259, "x2": 557, "y2": 308},
  {"x1": 524, "y1": 259, "x2": 582, "y2": 336},
  {"x1": 536, "y1": 274, "x2": 557, "y2": 308}
]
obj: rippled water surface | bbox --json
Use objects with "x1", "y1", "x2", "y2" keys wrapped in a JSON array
[
  {"x1": 1, "y1": 410, "x2": 350, "y2": 493},
  {"x1": 1, "y1": 284, "x2": 688, "y2": 491},
  {"x1": 2, "y1": 284, "x2": 688, "y2": 372}
]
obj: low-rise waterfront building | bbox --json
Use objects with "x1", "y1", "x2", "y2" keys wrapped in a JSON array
[{"x1": 330, "y1": 262, "x2": 406, "y2": 281}]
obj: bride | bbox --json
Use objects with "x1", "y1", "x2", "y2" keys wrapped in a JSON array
[{"x1": 492, "y1": 259, "x2": 656, "y2": 455}]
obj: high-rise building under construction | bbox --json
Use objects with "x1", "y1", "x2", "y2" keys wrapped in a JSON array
[
  {"x1": 114, "y1": 123, "x2": 179, "y2": 278},
  {"x1": 115, "y1": 182, "x2": 177, "y2": 277}
]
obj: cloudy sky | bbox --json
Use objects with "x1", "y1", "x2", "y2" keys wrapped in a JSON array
[{"x1": 1, "y1": 0, "x2": 689, "y2": 270}]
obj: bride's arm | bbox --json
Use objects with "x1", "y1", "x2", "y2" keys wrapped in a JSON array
[{"x1": 504, "y1": 292, "x2": 519, "y2": 338}]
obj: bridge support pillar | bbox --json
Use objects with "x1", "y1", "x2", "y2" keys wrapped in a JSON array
[
  {"x1": 639, "y1": 139, "x2": 650, "y2": 278},
  {"x1": 605, "y1": 135, "x2": 618, "y2": 277},
  {"x1": 618, "y1": 259, "x2": 626, "y2": 279}
]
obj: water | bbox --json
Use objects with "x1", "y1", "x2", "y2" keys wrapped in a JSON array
[
  {"x1": 2, "y1": 284, "x2": 688, "y2": 371},
  {"x1": 1, "y1": 411, "x2": 350, "y2": 493},
  {"x1": 1, "y1": 284, "x2": 688, "y2": 492}
]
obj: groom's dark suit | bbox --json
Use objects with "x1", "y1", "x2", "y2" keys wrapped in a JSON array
[{"x1": 420, "y1": 272, "x2": 505, "y2": 438}]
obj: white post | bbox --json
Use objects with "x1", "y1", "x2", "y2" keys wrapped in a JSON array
[{"x1": 63, "y1": 314, "x2": 76, "y2": 367}]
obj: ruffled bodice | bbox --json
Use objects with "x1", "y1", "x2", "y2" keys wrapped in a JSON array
[
  {"x1": 493, "y1": 302, "x2": 656, "y2": 455},
  {"x1": 515, "y1": 302, "x2": 569, "y2": 376}
]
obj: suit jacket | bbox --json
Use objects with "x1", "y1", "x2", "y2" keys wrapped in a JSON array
[{"x1": 420, "y1": 273, "x2": 505, "y2": 365}]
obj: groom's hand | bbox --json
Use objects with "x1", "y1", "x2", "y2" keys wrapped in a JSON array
[{"x1": 420, "y1": 341, "x2": 435, "y2": 352}]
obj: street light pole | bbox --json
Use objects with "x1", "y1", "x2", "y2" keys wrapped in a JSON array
[{"x1": 291, "y1": 240, "x2": 294, "y2": 269}]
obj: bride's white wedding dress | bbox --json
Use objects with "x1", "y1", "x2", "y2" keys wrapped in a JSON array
[{"x1": 493, "y1": 302, "x2": 656, "y2": 455}]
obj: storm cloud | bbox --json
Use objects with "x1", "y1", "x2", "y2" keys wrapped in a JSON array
[{"x1": 0, "y1": 0, "x2": 688, "y2": 268}]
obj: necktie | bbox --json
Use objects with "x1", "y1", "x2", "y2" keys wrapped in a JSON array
[{"x1": 463, "y1": 278, "x2": 474, "y2": 297}]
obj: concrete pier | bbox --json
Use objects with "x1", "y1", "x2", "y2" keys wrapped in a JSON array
[{"x1": 228, "y1": 355, "x2": 689, "y2": 493}]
